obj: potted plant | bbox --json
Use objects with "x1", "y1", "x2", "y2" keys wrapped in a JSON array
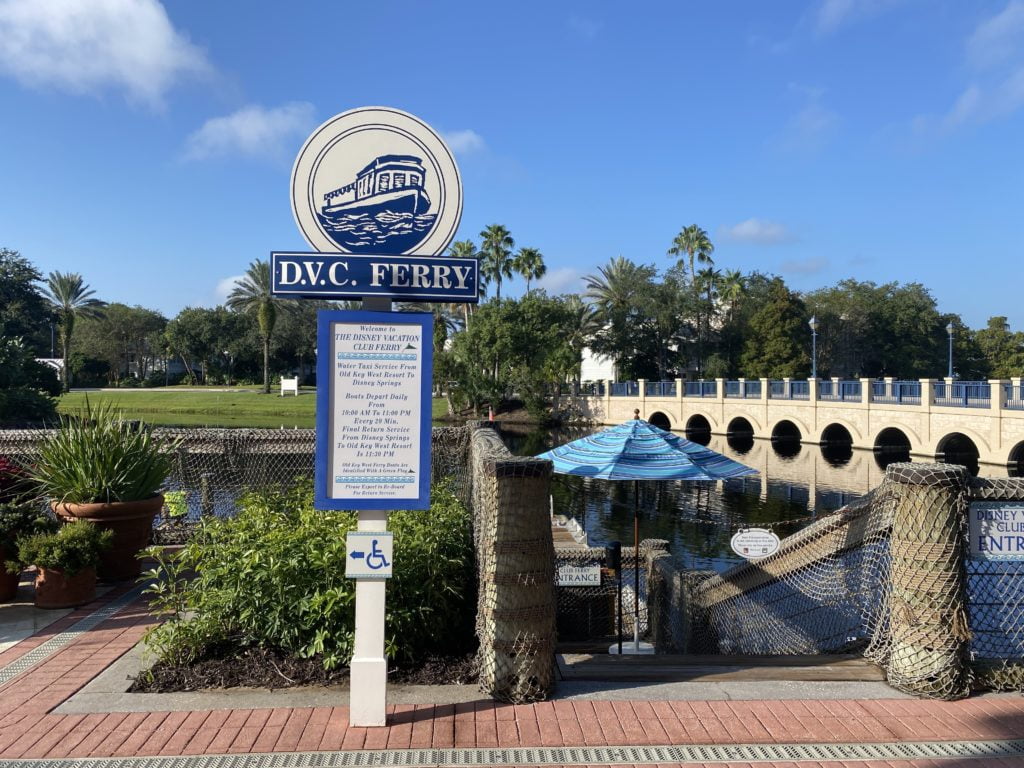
[
  {"x1": 30, "y1": 402, "x2": 176, "y2": 580},
  {"x1": 0, "y1": 457, "x2": 49, "y2": 601},
  {"x1": 10, "y1": 521, "x2": 113, "y2": 608}
]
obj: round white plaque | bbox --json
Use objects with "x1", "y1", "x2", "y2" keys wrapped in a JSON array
[
  {"x1": 291, "y1": 107, "x2": 463, "y2": 257},
  {"x1": 730, "y1": 528, "x2": 781, "y2": 560}
]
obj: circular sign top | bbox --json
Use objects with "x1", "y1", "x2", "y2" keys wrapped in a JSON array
[
  {"x1": 730, "y1": 528, "x2": 781, "y2": 560},
  {"x1": 290, "y1": 107, "x2": 463, "y2": 256}
]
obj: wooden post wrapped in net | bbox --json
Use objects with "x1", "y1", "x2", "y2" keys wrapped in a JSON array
[
  {"x1": 885, "y1": 462, "x2": 971, "y2": 699},
  {"x1": 471, "y1": 428, "x2": 556, "y2": 702}
]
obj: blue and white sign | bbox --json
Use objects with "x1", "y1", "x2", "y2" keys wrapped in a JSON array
[
  {"x1": 291, "y1": 107, "x2": 462, "y2": 257},
  {"x1": 271, "y1": 252, "x2": 478, "y2": 302},
  {"x1": 346, "y1": 531, "x2": 394, "y2": 579},
  {"x1": 970, "y1": 503, "x2": 1024, "y2": 560},
  {"x1": 315, "y1": 310, "x2": 433, "y2": 511}
]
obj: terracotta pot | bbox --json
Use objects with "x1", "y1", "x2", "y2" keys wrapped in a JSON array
[
  {"x1": 34, "y1": 565, "x2": 96, "y2": 609},
  {"x1": 52, "y1": 495, "x2": 163, "y2": 581},
  {"x1": 0, "y1": 543, "x2": 20, "y2": 602}
]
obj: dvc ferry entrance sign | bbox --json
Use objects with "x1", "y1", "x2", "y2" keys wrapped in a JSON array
[{"x1": 272, "y1": 106, "x2": 473, "y2": 729}]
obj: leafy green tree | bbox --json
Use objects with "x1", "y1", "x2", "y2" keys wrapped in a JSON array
[
  {"x1": 72, "y1": 304, "x2": 167, "y2": 384},
  {"x1": 667, "y1": 224, "x2": 714, "y2": 282},
  {"x1": 975, "y1": 317, "x2": 1024, "y2": 379},
  {"x1": 513, "y1": 246, "x2": 546, "y2": 296},
  {"x1": 0, "y1": 338, "x2": 59, "y2": 425},
  {"x1": 740, "y1": 278, "x2": 809, "y2": 378},
  {"x1": 227, "y1": 260, "x2": 288, "y2": 394},
  {"x1": 41, "y1": 272, "x2": 106, "y2": 392},
  {"x1": 479, "y1": 224, "x2": 515, "y2": 302},
  {"x1": 166, "y1": 306, "x2": 253, "y2": 384},
  {"x1": 0, "y1": 248, "x2": 51, "y2": 353}
]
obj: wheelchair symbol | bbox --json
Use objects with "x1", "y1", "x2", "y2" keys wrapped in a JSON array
[{"x1": 366, "y1": 539, "x2": 391, "y2": 571}]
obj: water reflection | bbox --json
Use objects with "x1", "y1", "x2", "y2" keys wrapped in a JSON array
[{"x1": 499, "y1": 423, "x2": 1011, "y2": 572}]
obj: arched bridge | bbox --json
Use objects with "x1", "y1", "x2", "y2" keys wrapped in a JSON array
[{"x1": 563, "y1": 377, "x2": 1024, "y2": 468}]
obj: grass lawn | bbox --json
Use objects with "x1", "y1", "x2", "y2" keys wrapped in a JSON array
[{"x1": 58, "y1": 390, "x2": 450, "y2": 428}]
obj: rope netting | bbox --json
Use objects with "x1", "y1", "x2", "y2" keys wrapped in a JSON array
[{"x1": 639, "y1": 462, "x2": 1024, "y2": 699}]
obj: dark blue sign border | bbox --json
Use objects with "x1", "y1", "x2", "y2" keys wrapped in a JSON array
[
  {"x1": 272, "y1": 252, "x2": 478, "y2": 303},
  {"x1": 315, "y1": 309, "x2": 433, "y2": 511}
]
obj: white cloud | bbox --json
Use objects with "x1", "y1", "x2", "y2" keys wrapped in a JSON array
[
  {"x1": 780, "y1": 256, "x2": 829, "y2": 275},
  {"x1": 183, "y1": 102, "x2": 317, "y2": 162},
  {"x1": 777, "y1": 97, "x2": 839, "y2": 153},
  {"x1": 536, "y1": 267, "x2": 584, "y2": 295},
  {"x1": 915, "y1": 3, "x2": 1024, "y2": 133},
  {"x1": 813, "y1": 0, "x2": 903, "y2": 36},
  {"x1": 214, "y1": 274, "x2": 243, "y2": 304},
  {"x1": 967, "y1": 1, "x2": 1024, "y2": 70},
  {"x1": 0, "y1": 0, "x2": 208, "y2": 107},
  {"x1": 442, "y1": 129, "x2": 486, "y2": 156},
  {"x1": 721, "y1": 219, "x2": 796, "y2": 245},
  {"x1": 568, "y1": 15, "x2": 602, "y2": 39}
]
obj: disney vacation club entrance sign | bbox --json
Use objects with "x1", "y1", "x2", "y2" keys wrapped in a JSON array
[{"x1": 273, "y1": 106, "x2": 474, "y2": 728}]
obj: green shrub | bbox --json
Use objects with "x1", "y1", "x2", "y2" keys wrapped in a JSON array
[
  {"x1": 31, "y1": 400, "x2": 176, "y2": 503},
  {"x1": 11, "y1": 520, "x2": 112, "y2": 576},
  {"x1": 142, "y1": 480, "x2": 475, "y2": 671},
  {"x1": 0, "y1": 503, "x2": 54, "y2": 543}
]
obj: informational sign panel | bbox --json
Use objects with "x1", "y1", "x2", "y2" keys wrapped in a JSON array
[
  {"x1": 557, "y1": 565, "x2": 602, "y2": 587},
  {"x1": 969, "y1": 502, "x2": 1024, "y2": 560},
  {"x1": 271, "y1": 252, "x2": 478, "y2": 302},
  {"x1": 346, "y1": 531, "x2": 394, "y2": 579},
  {"x1": 730, "y1": 528, "x2": 781, "y2": 560},
  {"x1": 315, "y1": 310, "x2": 432, "y2": 510}
]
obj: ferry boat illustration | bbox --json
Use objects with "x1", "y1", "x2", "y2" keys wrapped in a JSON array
[{"x1": 321, "y1": 155, "x2": 431, "y2": 220}]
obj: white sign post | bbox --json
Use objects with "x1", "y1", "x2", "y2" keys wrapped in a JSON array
[{"x1": 281, "y1": 107, "x2": 468, "y2": 729}]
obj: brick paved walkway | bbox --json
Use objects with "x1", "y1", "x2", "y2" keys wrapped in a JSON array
[{"x1": 2, "y1": 587, "x2": 1024, "y2": 766}]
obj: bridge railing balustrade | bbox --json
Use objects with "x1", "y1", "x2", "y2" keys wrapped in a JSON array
[
  {"x1": 1005, "y1": 383, "x2": 1024, "y2": 410},
  {"x1": 682, "y1": 380, "x2": 716, "y2": 397},
  {"x1": 578, "y1": 381, "x2": 604, "y2": 396},
  {"x1": 645, "y1": 381, "x2": 676, "y2": 397},
  {"x1": 789, "y1": 381, "x2": 810, "y2": 400},
  {"x1": 818, "y1": 380, "x2": 863, "y2": 401},
  {"x1": 935, "y1": 381, "x2": 990, "y2": 409},
  {"x1": 725, "y1": 381, "x2": 741, "y2": 398},
  {"x1": 768, "y1": 380, "x2": 786, "y2": 398},
  {"x1": 871, "y1": 380, "x2": 921, "y2": 405},
  {"x1": 610, "y1": 381, "x2": 639, "y2": 397},
  {"x1": 744, "y1": 380, "x2": 762, "y2": 398}
]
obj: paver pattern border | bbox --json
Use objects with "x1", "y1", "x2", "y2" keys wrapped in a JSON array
[{"x1": 3, "y1": 585, "x2": 1024, "y2": 767}]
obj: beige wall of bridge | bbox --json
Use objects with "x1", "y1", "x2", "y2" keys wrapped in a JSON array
[{"x1": 563, "y1": 377, "x2": 1024, "y2": 468}]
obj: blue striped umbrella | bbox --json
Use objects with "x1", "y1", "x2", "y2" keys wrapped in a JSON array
[{"x1": 536, "y1": 411, "x2": 757, "y2": 652}]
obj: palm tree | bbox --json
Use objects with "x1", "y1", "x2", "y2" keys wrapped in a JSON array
[
  {"x1": 513, "y1": 247, "x2": 546, "y2": 296},
  {"x1": 563, "y1": 295, "x2": 602, "y2": 389},
  {"x1": 479, "y1": 224, "x2": 515, "y2": 302},
  {"x1": 41, "y1": 272, "x2": 106, "y2": 392},
  {"x1": 695, "y1": 267, "x2": 721, "y2": 377},
  {"x1": 584, "y1": 256, "x2": 651, "y2": 315},
  {"x1": 447, "y1": 239, "x2": 480, "y2": 324},
  {"x1": 720, "y1": 269, "x2": 746, "y2": 322},
  {"x1": 667, "y1": 224, "x2": 715, "y2": 282},
  {"x1": 227, "y1": 259, "x2": 285, "y2": 394}
]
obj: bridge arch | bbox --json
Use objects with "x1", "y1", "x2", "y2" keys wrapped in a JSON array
[
  {"x1": 820, "y1": 420, "x2": 861, "y2": 446},
  {"x1": 685, "y1": 414, "x2": 713, "y2": 445},
  {"x1": 1009, "y1": 441, "x2": 1024, "y2": 477},
  {"x1": 930, "y1": 427, "x2": 990, "y2": 461},
  {"x1": 936, "y1": 431, "x2": 983, "y2": 475},
  {"x1": 872, "y1": 423, "x2": 923, "y2": 452},
  {"x1": 769, "y1": 416, "x2": 811, "y2": 442},
  {"x1": 726, "y1": 416, "x2": 756, "y2": 454},
  {"x1": 770, "y1": 419, "x2": 802, "y2": 458},
  {"x1": 647, "y1": 411, "x2": 672, "y2": 430}
]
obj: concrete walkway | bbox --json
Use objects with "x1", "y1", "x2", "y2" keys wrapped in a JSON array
[{"x1": 2, "y1": 586, "x2": 1024, "y2": 766}]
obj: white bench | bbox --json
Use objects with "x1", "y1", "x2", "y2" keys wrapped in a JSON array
[{"x1": 280, "y1": 377, "x2": 299, "y2": 396}]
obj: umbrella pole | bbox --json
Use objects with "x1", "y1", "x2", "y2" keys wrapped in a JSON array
[{"x1": 634, "y1": 479, "x2": 640, "y2": 652}]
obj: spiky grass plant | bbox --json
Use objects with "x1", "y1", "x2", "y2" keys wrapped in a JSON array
[{"x1": 31, "y1": 400, "x2": 176, "y2": 504}]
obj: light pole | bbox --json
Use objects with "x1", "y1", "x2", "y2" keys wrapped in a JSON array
[
  {"x1": 947, "y1": 322, "x2": 954, "y2": 379},
  {"x1": 809, "y1": 315, "x2": 819, "y2": 379}
]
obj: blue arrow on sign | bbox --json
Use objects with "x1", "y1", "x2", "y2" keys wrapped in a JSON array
[{"x1": 349, "y1": 550, "x2": 365, "y2": 560}]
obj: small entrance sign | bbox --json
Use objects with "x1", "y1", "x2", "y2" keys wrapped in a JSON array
[
  {"x1": 969, "y1": 502, "x2": 1024, "y2": 560},
  {"x1": 346, "y1": 531, "x2": 394, "y2": 579},
  {"x1": 315, "y1": 309, "x2": 432, "y2": 511},
  {"x1": 271, "y1": 252, "x2": 478, "y2": 302},
  {"x1": 557, "y1": 565, "x2": 602, "y2": 587},
  {"x1": 730, "y1": 528, "x2": 781, "y2": 559}
]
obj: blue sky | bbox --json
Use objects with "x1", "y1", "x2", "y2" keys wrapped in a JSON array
[{"x1": 1, "y1": 0, "x2": 1023, "y2": 328}]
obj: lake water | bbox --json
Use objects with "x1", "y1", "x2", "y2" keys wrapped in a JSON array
[{"x1": 496, "y1": 423, "x2": 1016, "y2": 573}]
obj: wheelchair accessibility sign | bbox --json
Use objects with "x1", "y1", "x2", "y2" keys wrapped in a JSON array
[{"x1": 346, "y1": 531, "x2": 393, "y2": 579}]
